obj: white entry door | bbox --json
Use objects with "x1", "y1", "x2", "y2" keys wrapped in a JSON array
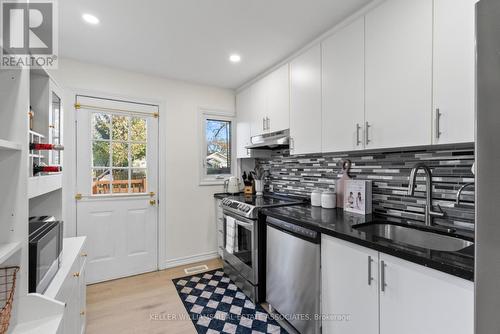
[{"x1": 75, "y1": 95, "x2": 159, "y2": 284}]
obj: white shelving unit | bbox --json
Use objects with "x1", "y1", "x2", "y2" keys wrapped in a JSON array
[
  {"x1": 28, "y1": 174, "x2": 63, "y2": 199},
  {"x1": 0, "y1": 65, "x2": 66, "y2": 333},
  {"x1": 0, "y1": 139, "x2": 22, "y2": 151},
  {"x1": 0, "y1": 242, "x2": 22, "y2": 264},
  {"x1": 9, "y1": 294, "x2": 64, "y2": 334}
]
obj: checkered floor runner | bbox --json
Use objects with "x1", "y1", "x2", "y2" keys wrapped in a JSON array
[{"x1": 173, "y1": 269, "x2": 288, "y2": 334}]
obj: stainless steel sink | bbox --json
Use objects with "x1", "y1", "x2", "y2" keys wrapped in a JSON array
[{"x1": 353, "y1": 223, "x2": 474, "y2": 252}]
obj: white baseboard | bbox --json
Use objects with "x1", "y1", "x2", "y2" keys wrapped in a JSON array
[{"x1": 162, "y1": 251, "x2": 220, "y2": 270}]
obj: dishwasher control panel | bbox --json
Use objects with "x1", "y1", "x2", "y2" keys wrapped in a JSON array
[{"x1": 266, "y1": 217, "x2": 319, "y2": 242}]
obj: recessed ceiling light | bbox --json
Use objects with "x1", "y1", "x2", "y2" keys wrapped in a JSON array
[
  {"x1": 82, "y1": 13, "x2": 99, "y2": 25},
  {"x1": 229, "y1": 54, "x2": 241, "y2": 63}
]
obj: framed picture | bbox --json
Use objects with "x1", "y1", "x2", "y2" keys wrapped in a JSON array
[{"x1": 344, "y1": 180, "x2": 372, "y2": 215}]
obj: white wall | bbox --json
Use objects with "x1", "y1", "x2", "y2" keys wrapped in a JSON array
[{"x1": 49, "y1": 58, "x2": 234, "y2": 268}]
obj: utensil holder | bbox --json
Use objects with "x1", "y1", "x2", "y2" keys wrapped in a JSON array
[{"x1": 255, "y1": 180, "x2": 264, "y2": 196}]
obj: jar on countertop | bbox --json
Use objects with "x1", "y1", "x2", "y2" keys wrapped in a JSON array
[
  {"x1": 321, "y1": 190, "x2": 337, "y2": 209},
  {"x1": 311, "y1": 189, "x2": 322, "y2": 207}
]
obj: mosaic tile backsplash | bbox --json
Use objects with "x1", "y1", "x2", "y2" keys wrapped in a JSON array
[{"x1": 257, "y1": 145, "x2": 475, "y2": 233}]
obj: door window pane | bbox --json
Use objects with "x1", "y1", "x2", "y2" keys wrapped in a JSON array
[
  {"x1": 112, "y1": 169, "x2": 129, "y2": 193},
  {"x1": 131, "y1": 117, "x2": 147, "y2": 141},
  {"x1": 92, "y1": 113, "x2": 111, "y2": 140},
  {"x1": 92, "y1": 141, "x2": 110, "y2": 167},
  {"x1": 205, "y1": 119, "x2": 231, "y2": 175},
  {"x1": 112, "y1": 115, "x2": 129, "y2": 141},
  {"x1": 131, "y1": 169, "x2": 147, "y2": 193},
  {"x1": 131, "y1": 143, "x2": 147, "y2": 168},
  {"x1": 92, "y1": 169, "x2": 111, "y2": 194},
  {"x1": 112, "y1": 142, "x2": 129, "y2": 167}
]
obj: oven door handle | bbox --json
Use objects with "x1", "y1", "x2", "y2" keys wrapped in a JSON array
[
  {"x1": 234, "y1": 220, "x2": 254, "y2": 230},
  {"x1": 223, "y1": 210, "x2": 255, "y2": 225}
]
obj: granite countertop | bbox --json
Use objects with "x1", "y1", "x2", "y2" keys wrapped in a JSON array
[
  {"x1": 214, "y1": 192, "x2": 240, "y2": 199},
  {"x1": 261, "y1": 205, "x2": 474, "y2": 281}
]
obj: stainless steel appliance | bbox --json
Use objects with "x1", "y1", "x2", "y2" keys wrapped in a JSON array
[
  {"x1": 245, "y1": 129, "x2": 290, "y2": 150},
  {"x1": 266, "y1": 216, "x2": 321, "y2": 334},
  {"x1": 476, "y1": 0, "x2": 500, "y2": 331},
  {"x1": 28, "y1": 218, "x2": 63, "y2": 293},
  {"x1": 221, "y1": 195, "x2": 304, "y2": 302}
]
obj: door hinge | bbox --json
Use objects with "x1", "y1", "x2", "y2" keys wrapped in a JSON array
[
  {"x1": 153, "y1": 112, "x2": 159, "y2": 118},
  {"x1": 74, "y1": 102, "x2": 81, "y2": 110},
  {"x1": 75, "y1": 193, "x2": 83, "y2": 200}
]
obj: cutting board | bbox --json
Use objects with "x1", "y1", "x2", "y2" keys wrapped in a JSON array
[{"x1": 336, "y1": 159, "x2": 352, "y2": 208}]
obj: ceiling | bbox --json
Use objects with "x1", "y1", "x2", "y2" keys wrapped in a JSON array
[{"x1": 59, "y1": 0, "x2": 372, "y2": 89}]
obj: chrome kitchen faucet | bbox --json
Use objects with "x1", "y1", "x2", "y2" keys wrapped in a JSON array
[{"x1": 407, "y1": 163, "x2": 445, "y2": 227}]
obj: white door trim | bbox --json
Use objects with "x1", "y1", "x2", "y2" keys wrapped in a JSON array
[{"x1": 63, "y1": 87, "x2": 168, "y2": 272}]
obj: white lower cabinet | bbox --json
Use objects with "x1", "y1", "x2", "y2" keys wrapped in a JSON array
[
  {"x1": 321, "y1": 236, "x2": 379, "y2": 334},
  {"x1": 321, "y1": 235, "x2": 474, "y2": 334},
  {"x1": 215, "y1": 199, "x2": 224, "y2": 257},
  {"x1": 45, "y1": 237, "x2": 87, "y2": 334},
  {"x1": 379, "y1": 253, "x2": 473, "y2": 334}
]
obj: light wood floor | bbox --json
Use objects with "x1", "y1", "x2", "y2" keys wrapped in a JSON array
[{"x1": 86, "y1": 258, "x2": 223, "y2": 334}]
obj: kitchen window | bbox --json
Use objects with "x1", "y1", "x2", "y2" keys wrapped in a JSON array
[{"x1": 200, "y1": 111, "x2": 234, "y2": 185}]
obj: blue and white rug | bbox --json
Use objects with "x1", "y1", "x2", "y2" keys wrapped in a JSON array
[{"x1": 173, "y1": 269, "x2": 288, "y2": 334}]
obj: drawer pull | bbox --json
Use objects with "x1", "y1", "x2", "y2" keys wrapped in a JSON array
[
  {"x1": 81, "y1": 252, "x2": 88, "y2": 257},
  {"x1": 73, "y1": 272, "x2": 80, "y2": 278}
]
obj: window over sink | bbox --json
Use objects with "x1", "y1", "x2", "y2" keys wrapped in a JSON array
[{"x1": 200, "y1": 110, "x2": 235, "y2": 185}]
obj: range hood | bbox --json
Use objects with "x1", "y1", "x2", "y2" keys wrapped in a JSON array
[{"x1": 245, "y1": 129, "x2": 290, "y2": 149}]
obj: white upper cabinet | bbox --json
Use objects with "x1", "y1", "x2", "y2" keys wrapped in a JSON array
[
  {"x1": 266, "y1": 64, "x2": 290, "y2": 133},
  {"x1": 379, "y1": 253, "x2": 474, "y2": 334},
  {"x1": 432, "y1": 0, "x2": 476, "y2": 144},
  {"x1": 365, "y1": 0, "x2": 433, "y2": 149},
  {"x1": 236, "y1": 87, "x2": 253, "y2": 158},
  {"x1": 322, "y1": 17, "x2": 365, "y2": 153},
  {"x1": 290, "y1": 44, "x2": 322, "y2": 155},
  {"x1": 249, "y1": 78, "x2": 268, "y2": 137}
]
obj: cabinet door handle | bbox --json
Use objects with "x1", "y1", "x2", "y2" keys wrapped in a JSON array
[
  {"x1": 289, "y1": 137, "x2": 294, "y2": 151},
  {"x1": 73, "y1": 272, "x2": 80, "y2": 278},
  {"x1": 365, "y1": 122, "x2": 371, "y2": 145},
  {"x1": 263, "y1": 118, "x2": 266, "y2": 131},
  {"x1": 266, "y1": 117, "x2": 270, "y2": 131},
  {"x1": 435, "y1": 108, "x2": 442, "y2": 139},
  {"x1": 81, "y1": 252, "x2": 87, "y2": 257},
  {"x1": 356, "y1": 123, "x2": 362, "y2": 146},
  {"x1": 380, "y1": 260, "x2": 387, "y2": 292},
  {"x1": 368, "y1": 256, "x2": 373, "y2": 285}
]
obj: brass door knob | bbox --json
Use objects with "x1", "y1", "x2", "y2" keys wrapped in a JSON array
[{"x1": 149, "y1": 199, "x2": 156, "y2": 206}]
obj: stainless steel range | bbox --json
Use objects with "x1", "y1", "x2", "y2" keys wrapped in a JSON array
[{"x1": 220, "y1": 194, "x2": 304, "y2": 303}]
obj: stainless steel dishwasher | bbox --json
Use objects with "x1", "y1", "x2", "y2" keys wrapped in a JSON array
[{"x1": 266, "y1": 216, "x2": 321, "y2": 334}]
